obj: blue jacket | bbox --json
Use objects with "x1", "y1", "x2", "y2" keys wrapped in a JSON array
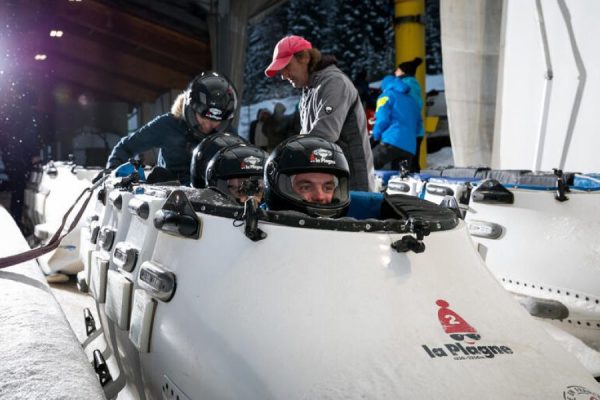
[
  {"x1": 371, "y1": 76, "x2": 422, "y2": 155},
  {"x1": 107, "y1": 113, "x2": 200, "y2": 185},
  {"x1": 401, "y1": 76, "x2": 425, "y2": 138}
]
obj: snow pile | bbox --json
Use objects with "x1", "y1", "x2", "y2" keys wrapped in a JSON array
[{"x1": 0, "y1": 207, "x2": 105, "y2": 400}]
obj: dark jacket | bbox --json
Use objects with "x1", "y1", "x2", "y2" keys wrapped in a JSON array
[
  {"x1": 300, "y1": 58, "x2": 375, "y2": 191},
  {"x1": 371, "y1": 76, "x2": 422, "y2": 155},
  {"x1": 106, "y1": 113, "x2": 200, "y2": 185}
]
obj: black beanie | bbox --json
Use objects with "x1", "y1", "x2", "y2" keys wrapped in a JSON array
[{"x1": 397, "y1": 57, "x2": 423, "y2": 77}]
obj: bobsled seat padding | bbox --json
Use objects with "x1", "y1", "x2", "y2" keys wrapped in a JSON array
[
  {"x1": 347, "y1": 191, "x2": 385, "y2": 219},
  {"x1": 485, "y1": 170, "x2": 576, "y2": 187},
  {"x1": 187, "y1": 187, "x2": 240, "y2": 208},
  {"x1": 0, "y1": 207, "x2": 106, "y2": 400},
  {"x1": 145, "y1": 166, "x2": 180, "y2": 185},
  {"x1": 420, "y1": 167, "x2": 579, "y2": 188},
  {"x1": 420, "y1": 166, "x2": 490, "y2": 179},
  {"x1": 380, "y1": 193, "x2": 459, "y2": 222},
  {"x1": 574, "y1": 174, "x2": 600, "y2": 190},
  {"x1": 345, "y1": 192, "x2": 457, "y2": 222}
]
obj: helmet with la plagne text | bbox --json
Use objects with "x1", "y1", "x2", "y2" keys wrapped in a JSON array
[
  {"x1": 205, "y1": 143, "x2": 268, "y2": 201},
  {"x1": 264, "y1": 135, "x2": 350, "y2": 218},
  {"x1": 184, "y1": 71, "x2": 238, "y2": 134},
  {"x1": 190, "y1": 133, "x2": 246, "y2": 188}
]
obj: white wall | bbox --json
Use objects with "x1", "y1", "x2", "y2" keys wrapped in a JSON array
[{"x1": 493, "y1": 0, "x2": 600, "y2": 172}]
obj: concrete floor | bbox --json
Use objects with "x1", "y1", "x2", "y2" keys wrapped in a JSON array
[
  {"x1": 49, "y1": 276, "x2": 97, "y2": 344},
  {"x1": 49, "y1": 277, "x2": 136, "y2": 400}
]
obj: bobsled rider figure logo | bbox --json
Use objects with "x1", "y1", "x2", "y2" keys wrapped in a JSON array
[
  {"x1": 240, "y1": 156, "x2": 262, "y2": 171},
  {"x1": 437, "y1": 299, "x2": 481, "y2": 344},
  {"x1": 207, "y1": 107, "x2": 223, "y2": 119},
  {"x1": 421, "y1": 299, "x2": 515, "y2": 361},
  {"x1": 310, "y1": 148, "x2": 335, "y2": 165},
  {"x1": 563, "y1": 385, "x2": 600, "y2": 400}
]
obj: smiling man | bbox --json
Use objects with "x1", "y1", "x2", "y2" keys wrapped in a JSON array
[
  {"x1": 265, "y1": 35, "x2": 375, "y2": 192},
  {"x1": 264, "y1": 135, "x2": 350, "y2": 218}
]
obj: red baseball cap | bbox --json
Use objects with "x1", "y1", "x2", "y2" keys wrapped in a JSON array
[{"x1": 264, "y1": 35, "x2": 312, "y2": 78}]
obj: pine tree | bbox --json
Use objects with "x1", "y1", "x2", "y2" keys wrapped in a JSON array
[
  {"x1": 426, "y1": 0, "x2": 443, "y2": 75},
  {"x1": 242, "y1": 0, "x2": 440, "y2": 105},
  {"x1": 334, "y1": 0, "x2": 395, "y2": 81}
]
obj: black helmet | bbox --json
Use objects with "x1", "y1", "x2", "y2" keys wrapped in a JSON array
[
  {"x1": 264, "y1": 135, "x2": 350, "y2": 218},
  {"x1": 190, "y1": 133, "x2": 246, "y2": 188},
  {"x1": 184, "y1": 71, "x2": 238, "y2": 135},
  {"x1": 205, "y1": 144, "x2": 268, "y2": 202}
]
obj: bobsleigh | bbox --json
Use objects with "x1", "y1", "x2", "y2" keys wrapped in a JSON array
[
  {"x1": 24, "y1": 160, "x2": 102, "y2": 276},
  {"x1": 78, "y1": 169, "x2": 599, "y2": 399},
  {"x1": 386, "y1": 167, "x2": 600, "y2": 375}
]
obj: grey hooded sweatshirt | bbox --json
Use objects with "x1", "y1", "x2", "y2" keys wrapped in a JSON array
[{"x1": 299, "y1": 58, "x2": 375, "y2": 191}]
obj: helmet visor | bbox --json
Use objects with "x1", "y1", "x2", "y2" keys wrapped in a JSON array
[
  {"x1": 216, "y1": 177, "x2": 265, "y2": 203},
  {"x1": 278, "y1": 172, "x2": 349, "y2": 209}
]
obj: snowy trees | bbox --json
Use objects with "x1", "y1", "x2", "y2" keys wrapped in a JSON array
[{"x1": 242, "y1": 0, "x2": 441, "y2": 104}]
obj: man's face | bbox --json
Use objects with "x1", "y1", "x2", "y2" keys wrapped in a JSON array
[
  {"x1": 280, "y1": 54, "x2": 310, "y2": 88},
  {"x1": 195, "y1": 113, "x2": 223, "y2": 134},
  {"x1": 291, "y1": 172, "x2": 337, "y2": 204}
]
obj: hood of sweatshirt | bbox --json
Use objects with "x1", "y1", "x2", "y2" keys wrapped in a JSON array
[{"x1": 380, "y1": 75, "x2": 409, "y2": 95}]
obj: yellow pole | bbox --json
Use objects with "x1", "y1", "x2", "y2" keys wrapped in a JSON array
[{"x1": 394, "y1": 0, "x2": 427, "y2": 169}]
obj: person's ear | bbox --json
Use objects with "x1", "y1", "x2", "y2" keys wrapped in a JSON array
[{"x1": 298, "y1": 51, "x2": 310, "y2": 66}]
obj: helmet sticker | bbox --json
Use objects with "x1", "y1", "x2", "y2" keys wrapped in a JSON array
[
  {"x1": 310, "y1": 148, "x2": 335, "y2": 165},
  {"x1": 241, "y1": 156, "x2": 263, "y2": 171}
]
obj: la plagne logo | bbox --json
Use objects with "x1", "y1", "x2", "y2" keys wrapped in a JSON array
[
  {"x1": 422, "y1": 299, "x2": 515, "y2": 361},
  {"x1": 309, "y1": 148, "x2": 335, "y2": 165},
  {"x1": 240, "y1": 156, "x2": 262, "y2": 171}
]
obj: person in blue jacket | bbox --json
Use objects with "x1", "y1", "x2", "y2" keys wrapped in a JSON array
[
  {"x1": 371, "y1": 75, "x2": 422, "y2": 171},
  {"x1": 106, "y1": 71, "x2": 238, "y2": 185},
  {"x1": 396, "y1": 57, "x2": 425, "y2": 170}
]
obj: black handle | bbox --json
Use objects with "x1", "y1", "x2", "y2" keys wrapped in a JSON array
[{"x1": 154, "y1": 209, "x2": 198, "y2": 238}]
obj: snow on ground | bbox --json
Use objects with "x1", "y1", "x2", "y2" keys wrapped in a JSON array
[{"x1": 426, "y1": 146, "x2": 454, "y2": 169}]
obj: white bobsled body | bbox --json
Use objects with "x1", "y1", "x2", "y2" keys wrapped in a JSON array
[
  {"x1": 465, "y1": 176, "x2": 600, "y2": 374},
  {"x1": 95, "y1": 188, "x2": 598, "y2": 400},
  {"x1": 31, "y1": 162, "x2": 101, "y2": 275},
  {"x1": 102, "y1": 186, "x2": 171, "y2": 399},
  {"x1": 386, "y1": 168, "x2": 600, "y2": 374}
]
